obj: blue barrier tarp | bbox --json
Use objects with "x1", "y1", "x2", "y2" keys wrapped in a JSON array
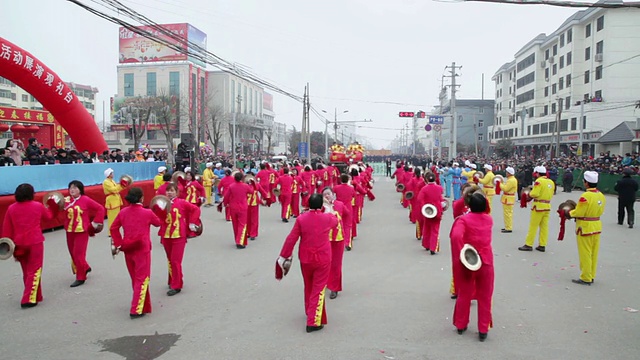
[{"x1": 0, "y1": 162, "x2": 165, "y2": 196}]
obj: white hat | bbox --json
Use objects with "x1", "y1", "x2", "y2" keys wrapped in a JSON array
[
  {"x1": 506, "y1": 166, "x2": 515, "y2": 175},
  {"x1": 158, "y1": 166, "x2": 167, "y2": 173},
  {"x1": 184, "y1": 167, "x2": 191, "y2": 172},
  {"x1": 215, "y1": 162, "x2": 222, "y2": 167},
  {"x1": 465, "y1": 160, "x2": 471, "y2": 166},
  {"x1": 206, "y1": 162, "x2": 213, "y2": 168},
  {"x1": 452, "y1": 162, "x2": 459, "y2": 167},
  {"x1": 104, "y1": 168, "x2": 114, "y2": 177},
  {"x1": 535, "y1": 165, "x2": 547, "y2": 174},
  {"x1": 470, "y1": 164, "x2": 477, "y2": 169},
  {"x1": 584, "y1": 171, "x2": 598, "y2": 183},
  {"x1": 484, "y1": 164, "x2": 492, "y2": 171}
]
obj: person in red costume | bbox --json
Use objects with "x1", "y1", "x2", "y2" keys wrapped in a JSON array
[
  {"x1": 449, "y1": 182, "x2": 473, "y2": 299},
  {"x1": 300, "y1": 165, "x2": 316, "y2": 209},
  {"x1": 314, "y1": 164, "x2": 327, "y2": 193},
  {"x1": 450, "y1": 191, "x2": 494, "y2": 342},
  {"x1": 110, "y1": 187, "x2": 162, "y2": 318},
  {"x1": 348, "y1": 167, "x2": 368, "y2": 241},
  {"x1": 290, "y1": 168, "x2": 305, "y2": 218},
  {"x1": 183, "y1": 171, "x2": 206, "y2": 207},
  {"x1": 277, "y1": 193, "x2": 338, "y2": 333},
  {"x1": 158, "y1": 183, "x2": 201, "y2": 296},
  {"x1": 267, "y1": 163, "x2": 279, "y2": 205},
  {"x1": 417, "y1": 171, "x2": 444, "y2": 254},
  {"x1": 322, "y1": 187, "x2": 348, "y2": 300},
  {"x1": 2, "y1": 184, "x2": 57, "y2": 308},
  {"x1": 247, "y1": 173, "x2": 269, "y2": 241},
  {"x1": 410, "y1": 168, "x2": 426, "y2": 236},
  {"x1": 333, "y1": 174, "x2": 355, "y2": 251},
  {"x1": 64, "y1": 180, "x2": 106, "y2": 288},
  {"x1": 400, "y1": 166, "x2": 413, "y2": 208},
  {"x1": 155, "y1": 173, "x2": 173, "y2": 195},
  {"x1": 218, "y1": 169, "x2": 234, "y2": 221},
  {"x1": 223, "y1": 171, "x2": 253, "y2": 249},
  {"x1": 275, "y1": 167, "x2": 295, "y2": 222}
]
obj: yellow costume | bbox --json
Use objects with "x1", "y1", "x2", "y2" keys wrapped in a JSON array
[
  {"x1": 500, "y1": 175, "x2": 518, "y2": 231},
  {"x1": 569, "y1": 188, "x2": 606, "y2": 283},
  {"x1": 524, "y1": 176, "x2": 555, "y2": 248},
  {"x1": 478, "y1": 170, "x2": 496, "y2": 213},
  {"x1": 103, "y1": 178, "x2": 123, "y2": 235},
  {"x1": 461, "y1": 169, "x2": 477, "y2": 183},
  {"x1": 154, "y1": 174, "x2": 165, "y2": 190},
  {"x1": 203, "y1": 167, "x2": 217, "y2": 205}
]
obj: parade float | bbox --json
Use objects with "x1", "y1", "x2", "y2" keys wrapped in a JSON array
[{"x1": 329, "y1": 141, "x2": 365, "y2": 173}]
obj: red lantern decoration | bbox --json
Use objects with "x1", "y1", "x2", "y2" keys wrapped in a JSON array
[
  {"x1": 0, "y1": 123, "x2": 9, "y2": 133},
  {"x1": 10, "y1": 124, "x2": 26, "y2": 133},
  {"x1": 26, "y1": 124, "x2": 40, "y2": 132}
]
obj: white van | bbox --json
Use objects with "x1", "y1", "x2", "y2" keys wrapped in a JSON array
[{"x1": 271, "y1": 155, "x2": 288, "y2": 163}]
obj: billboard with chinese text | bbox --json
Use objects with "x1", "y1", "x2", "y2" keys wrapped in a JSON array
[
  {"x1": 263, "y1": 92, "x2": 273, "y2": 111},
  {"x1": 119, "y1": 23, "x2": 207, "y2": 66}
]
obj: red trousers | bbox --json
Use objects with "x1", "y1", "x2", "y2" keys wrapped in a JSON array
[
  {"x1": 416, "y1": 220, "x2": 423, "y2": 240},
  {"x1": 15, "y1": 243, "x2": 44, "y2": 305},
  {"x1": 161, "y1": 237, "x2": 186, "y2": 290},
  {"x1": 270, "y1": 187, "x2": 277, "y2": 205},
  {"x1": 328, "y1": 241, "x2": 345, "y2": 292},
  {"x1": 453, "y1": 264, "x2": 494, "y2": 333},
  {"x1": 224, "y1": 206, "x2": 231, "y2": 221},
  {"x1": 291, "y1": 193, "x2": 301, "y2": 217},
  {"x1": 124, "y1": 249, "x2": 151, "y2": 315},
  {"x1": 356, "y1": 195, "x2": 364, "y2": 223},
  {"x1": 66, "y1": 232, "x2": 90, "y2": 281},
  {"x1": 231, "y1": 208, "x2": 248, "y2": 246},
  {"x1": 247, "y1": 205, "x2": 259, "y2": 238},
  {"x1": 301, "y1": 192, "x2": 310, "y2": 209},
  {"x1": 351, "y1": 205, "x2": 358, "y2": 240},
  {"x1": 402, "y1": 191, "x2": 409, "y2": 208},
  {"x1": 279, "y1": 194, "x2": 292, "y2": 219},
  {"x1": 421, "y1": 218, "x2": 441, "y2": 252},
  {"x1": 301, "y1": 261, "x2": 330, "y2": 327}
]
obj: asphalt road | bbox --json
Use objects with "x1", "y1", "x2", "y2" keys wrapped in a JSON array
[{"x1": 1, "y1": 177, "x2": 639, "y2": 360}]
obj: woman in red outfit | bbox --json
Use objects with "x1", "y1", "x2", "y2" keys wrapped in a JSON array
[
  {"x1": 322, "y1": 187, "x2": 347, "y2": 300},
  {"x1": 290, "y1": 168, "x2": 305, "y2": 218},
  {"x1": 246, "y1": 173, "x2": 268, "y2": 241},
  {"x1": 450, "y1": 191, "x2": 494, "y2": 342},
  {"x1": 159, "y1": 183, "x2": 201, "y2": 296},
  {"x1": 110, "y1": 187, "x2": 162, "y2": 318},
  {"x1": 64, "y1": 180, "x2": 106, "y2": 288},
  {"x1": 184, "y1": 171, "x2": 205, "y2": 206},
  {"x1": 2, "y1": 184, "x2": 56, "y2": 308},
  {"x1": 449, "y1": 182, "x2": 473, "y2": 299}
]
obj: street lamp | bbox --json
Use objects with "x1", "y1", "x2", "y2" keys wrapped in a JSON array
[{"x1": 322, "y1": 108, "x2": 349, "y2": 161}]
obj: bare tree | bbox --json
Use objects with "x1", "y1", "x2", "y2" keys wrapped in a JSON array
[
  {"x1": 265, "y1": 125, "x2": 274, "y2": 155},
  {"x1": 204, "y1": 103, "x2": 227, "y2": 155},
  {"x1": 121, "y1": 97, "x2": 154, "y2": 151}
]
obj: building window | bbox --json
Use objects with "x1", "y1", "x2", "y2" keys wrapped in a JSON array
[
  {"x1": 553, "y1": 44, "x2": 558, "y2": 56},
  {"x1": 516, "y1": 53, "x2": 536, "y2": 72},
  {"x1": 585, "y1": 47, "x2": 591, "y2": 61},
  {"x1": 478, "y1": 133, "x2": 484, "y2": 141},
  {"x1": 543, "y1": 105, "x2": 549, "y2": 115},
  {"x1": 169, "y1": 72, "x2": 180, "y2": 96},
  {"x1": 545, "y1": 68, "x2": 549, "y2": 79},
  {"x1": 478, "y1": 119, "x2": 484, "y2": 127},
  {"x1": 596, "y1": 41, "x2": 604, "y2": 54},
  {"x1": 529, "y1": 107, "x2": 534, "y2": 117},
  {"x1": 552, "y1": 83, "x2": 557, "y2": 95},
  {"x1": 560, "y1": 34, "x2": 565, "y2": 47},
  {"x1": 545, "y1": 49, "x2": 550, "y2": 60},
  {"x1": 479, "y1": 107, "x2": 484, "y2": 114},
  {"x1": 567, "y1": 51, "x2": 572, "y2": 65},
  {"x1": 541, "y1": 123, "x2": 548, "y2": 133},
  {"x1": 567, "y1": 29, "x2": 573, "y2": 43},
  {"x1": 21, "y1": 94, "x2": 28, "y2": 102},
  {"x1": 571, "y1": 117, "x2": 577, "y2": 130},
  {"x1": 528, "y1": 126, "x2": 531, "y2": 136},
  {"x1": 509, "y1": 129, "x2": 514, "y2": 137},
  {"x1": 552, "y1": 103, "x2": 557, "y2": 114},
  {"x1": 560, "y1": 56, "x2": 564, "y2": 68},
  {"x1": 552, "y1": 64, "x2": 557, "y2": 75},
  {"x1": 0, "y1": 89, "x2": 12, "y2": 99},
  {"x1": 30, "y1": 95, "x2": 36, "y2": 102},
  {"x1": 560, "y1": 119, "x2": 568, "y2": 131},
  {"x1": 566, "y1": 74, "x2": 572, "y2": 87},
  {"x1": 594, "y1": 90, "x2": 602, "y2": 100},
  {"x1": 515, "y1": 128, "x2": 518, "y2": 137},
  {"x1": 516, "y1": 72, "x2": 535, "y2": 89},
  {"x1": 533, "y1": 124, "x2": 540, "y2": 135},
  {"x1": 243, "y1": 86, "x2": 247, "y2": 113},
  {"x1": 584, "y1": 70, "x2": 590, "y2": 84},
  {"x1": 586, "y1": 23, "x2": 591, "y2": 37},
  {"x1": 544, "y1": 86, "x2": 549, "y2": 97},
  {"x1": 559, "y1": 77, "x2": 564, "y2": 90},
  {"x1": 249, "y1": 88, "x2": 253, "y2": 115},
  {"x1": 596, "y1": 16, "x2": 604, "y2": 31},
  {"x1": 595, "y1": 65, "x2": 603, "y2": 80},
  {"x1": 516, "y1": 89, "x2": 534, "y2": 104},
  {"x1": 124, "y1": 73, "x2": 134, "y2": 97},
  {"x1": 583, "y1": 116, "x2": 587, "y2": 130},
  {"x1": 237, "y1": 83, "x2": 242, "y2": 111},
  {"x1": 508, "y1": 101, "x2": 512, "y2": 109},
  {"x1": 231, "y1": 80, "x2": 235, "y2": 110},
  {"x1": 549, "y1": 121, "x2": 556, "y2": 133},
  {"x1": 146, "y1": 72, "x2": 156, "y2": 97},
  {"x1": 565, "y1": 96, "x2": 571, "y2": 109}
]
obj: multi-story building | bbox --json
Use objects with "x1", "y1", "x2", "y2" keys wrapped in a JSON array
[
  {"x1": 439, "y1": 99, "x2": 495, "y2": 156},
  {"x1": 272, "y1": 121, "x2": 287, "y2": 155},
  {"x1": 488, "y1": 6, "x2": 640, "y2": 158}
]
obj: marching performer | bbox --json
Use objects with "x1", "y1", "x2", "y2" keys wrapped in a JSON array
[
  {"x1": 518, "y1": 166, "x2": 555, "y2": 252},
  {"x1": 218, "y1": 169, "x2": 234, "y2": 221},
  {"x1": 322, "y1": 187, "x2": 347, "y2": 299},
  {"x1": 213, "y1": 163, "x2": 225, "y2": 204},
  {"x1": 478, "y1": 164, "x2": 495, "y2": 213},
  {"x1": 315, "y1": 164, "x2": 327, "y2": 193},
  {"x1": 462, "y1": 163, "x2": 477, "y2": 184},
  {"x1": 159, "y1": 183, "x2": 201, "y2": 295},
  {"x1": 277, "y1": 194, "x2": 338, "y2": 332},
  {"x1": 500, "y1": 167, "x2": 518, "y2": 233},
  {"x1": 417, "y1": 172, "x2": 444, "y2": 254},
  {"x1": 2, "y1": 184, "x2": 57, "y2": 308},
  {"x1": 267, "y1": 163, "x2": 279, "y2": 205},
  {"x1": 64, "y1": 180, "x2": 106, "y2": 287},
  {"x1": 290, "y1": 168, "x2": 305, "y2": 218},
  {"x1": 450, "y1": 162, "x2": 463, "y2": 200},
  {"x1": 401, "y1": 166, "x2": 413, "y2": 208},
  {"x1": 450, "y1": 191, "x2": 494, "y2": 342},
  {"x1": 300, "y1": 165, "x2": 316, "y2": 209},
  {"x1": 155, "y1": 173, "x2": 173, "y2": 195},
  {"x1": 275, "y1": 167, "x2": 295, "y2": 222},
  {"x1": 222, "y1": 171, "x2": 253, "y2": 249},
  {"x1": 154, "y1": 166, "x2": 167, "y2": 190},
  {"x1": 442, "y1": 163, "x2": 452, "y2": 198},
  {"x1": 449, "y1": 183, "x2": 473, "y2": 299},
  {"x1": 110, "y1": 187, "x2": 162, "y2": 318},
  {"x1": 566, "y1": 171, "x2": 606, "y2": 285},
  {"x1": 256, "y1": 163, "x2": 273, "y2": 206},
  {"x1": 247, "y1": 174, "x2": 269, "y2": 241},
  {"x1": 184, "y1": 171, "x2": 206, "y2": 207},
  {"x1": 202, "y1": 162, "x2": 217, "y2": 207},
  {"x1": 334, "y1": 174, "x2": 355, "y2": 251},
  {"x1": 102, "y1": 168, "x2": 125, "y2": 236},
  {"x1": 391, "y1": 163, "x2": 405, "y2": 205},
  {"x1": 410, "y1": 168, "x2": 426, "y2": 238}
]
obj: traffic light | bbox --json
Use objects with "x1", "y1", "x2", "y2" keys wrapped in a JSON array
[
  {"x1": 417, "y1": 111, "x2": 426, "y2": 118},
  {"x1": 399, "y1": 112, "x2": 415, "y2": 117}
]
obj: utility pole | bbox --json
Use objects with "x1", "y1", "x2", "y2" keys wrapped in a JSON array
[
  {"x1": 412, "y1": 114, "x2": 417, "y2": 155},
  {"x1": 445, "y1": 62, "x2": 462, "y2": 160},
  {"x1": 578, "y1": 100, "x2": 585, "y2": 157},
  {"x1": 473, "y1": 113, "x2": 478, "y2": 155},
  {"x1": 232, "y1": 94, "x2": 242, "y2": 169}
]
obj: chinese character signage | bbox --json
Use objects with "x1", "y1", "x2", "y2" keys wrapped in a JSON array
[{"x1": 0, "y1": 106, "x2": 55, "y2": 124}]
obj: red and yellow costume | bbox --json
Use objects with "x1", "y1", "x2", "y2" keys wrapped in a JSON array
[
  {"x1": 110, "y1": 204, "x2": 162, "y2": 316},
  {"x1": 2, "y1": 201, "x2": 55, "y2": 306},
  {"x1": 300, "y1": 168, "x2": 316, "y2": 208},
  {"x1": 450, "y1": 212, "x2": 494, "y2": 334},
  {"x1": 184, "y1": 180, "x2": 205, "y2": 207},
  {"x1": 410, "y1": 175, "x2": 427, "y2": 231},
  {"x1": 334, "y1": 183, "x2": 355, "y2": 250},
  {"x1": 291, "y1": 174, "x2": 305, "y2": 217},
  {"x1": 275, "y1": 174, "x2": 294, "y2": 220},
  {"x1": 218, "y1": 175, "x2": 235, "y2": 221},
  {"x1": 500, "y1": 175, "x2": 518, "y2": 231},
  {"x1": 326, "y1": 200, "x2": 347, "y2": 293},
  {"x1": 524, "y1": 176, "x2": 555, "y2": 248},
  {"x1": 63, "y1": 195, "x2": 106, "y2": 281},
  {"x1": 202, "y1": 167, "x2": 217, "y2": 206},
  {"x1": 223, "y1": 180, "x2": 253, "y2": 247},
  {"x1": 279, "y1": 210, "x2": 338, "y2": 327},
  {"x1": 449, "y1": 197, "x2": 470, "y2": 297},
  {"x1": 478, "y1": 170, "x2": 495, "y2": 213},
  {"x1": 159, "y1": 198, "x2": 200, "y2": 290},
  {"x1": 569, "y1": 188, "x2": 606, "y2": 283},
  {"x1": 247, "y1": 180, "x2": 268, "y2": 239},
  {"x1": 417, "y1": 182, "x2": 444, "y2": 252}
]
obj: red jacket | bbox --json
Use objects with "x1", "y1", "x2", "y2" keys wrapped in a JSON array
[
  {"x1": 275, "y1": 174, "x2": 294, "y2": 195},
  {"x1": 156, "y1": 182, "x2": 170, "y2": 195},
  {"x1": 300, "y1": 170, "x2": 316, "y2": 192},
  {"x1": 249, "y1": 181, "x2": 269, "y2": 207},
  {"x1": 450, "y1": 212, "x2": 494, "y2": 267},
  {"x1": 110, "y1": 204, "x2": 162, "y2": 252},
  {"x1": 452, "y1": 198, "x2": 469, "y2": 219},
  {"x1": 334, "y1": 183, "x2": 356, "y2": 208},
  {"x1": 280, "y1": 209, "x2": 338, "y2": 264},
  {"x1": 63, "y1": 195, "x2": 106, "y2": 233},
  {"x1": 219, "y1": 176, "x2": 234, "y2": 196},
  {"x1": 159, "y1": 198, "x2": 201, "y2": 239},
  {"x1": 292, "y1": 176, "x2": 305, "y2": 194},
  {"x1": 256, "y1": 170, "x2": 271, "y2": 188},
  {"x1": 327, "y1": 200, "x2": 347, "y2": 241},
  {"x1": 184, "y1": 181, "x2": 205, "y2": 205},
  {"x1": 223, "y1": 181, "x2": 253, "y2": 211},
  {"x1": 2, "y1": 201, "x2": 55, "y2": 246},
  {"x1": 417, "y1": 183, "x2": 444, "y2": 220}
]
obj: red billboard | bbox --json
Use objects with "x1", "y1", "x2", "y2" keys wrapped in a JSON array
[
  {"x1": 263, "y1": 92, "x2": 273, "y2": 111},
  {"x1": 119, "y1": 23, "x2": 189, "y2": 64}
]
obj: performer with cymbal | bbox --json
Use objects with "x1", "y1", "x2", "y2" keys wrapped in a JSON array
[
  {"x1": 518, "y1": 166, "x2": 555, "y2": 252},
  {"x1": 500, "y1": 167, "x2": 518, "y2": 234},
  {"x1": 223, "y1": 171, "x2": 253, "y2": 249},
  {"x1": 102, "y1": 168, "x2": 125, "y2": 236},
  {"x1": 417, "y1": 171, "x2": 444, "y2": 254}
]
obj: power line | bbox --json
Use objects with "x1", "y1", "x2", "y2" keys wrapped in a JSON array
[{"x1": 462, "y1": 0, "x2": 640, "y2": 9}]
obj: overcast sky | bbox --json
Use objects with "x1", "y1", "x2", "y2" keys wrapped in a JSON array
[{"x1": 1, "y1": 0, "x2": 580, "y2": 148}]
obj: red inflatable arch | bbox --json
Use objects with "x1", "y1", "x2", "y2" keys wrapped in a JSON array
[{"x1": 0, "y1": 37, "x2": 107, "y2": 153}]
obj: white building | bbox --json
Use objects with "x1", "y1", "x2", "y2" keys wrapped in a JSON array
[
  {"x1": 488, "y1": 6, "x2": 640, "y2": 158},
  {"x1": 272, "y1": 121, "x2": 287, "y2": 155}
]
